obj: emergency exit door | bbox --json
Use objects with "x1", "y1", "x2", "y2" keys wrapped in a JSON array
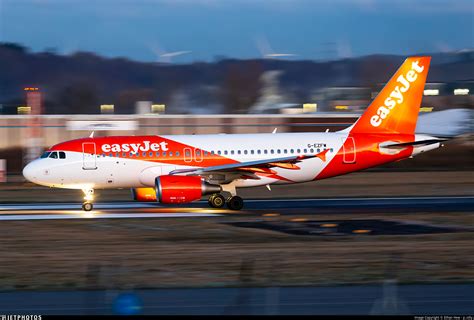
[{"x1": 342, "y1": 137, "x2": 356, "y2": 164}]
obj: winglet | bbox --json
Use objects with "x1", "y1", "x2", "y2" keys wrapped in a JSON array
[{"x1": 89, "y1": 131, "x2": 95, "y2": 138}]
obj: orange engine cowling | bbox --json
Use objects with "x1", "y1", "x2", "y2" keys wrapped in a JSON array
[
  {"x1": 156, "y1": 175, "x2": 221, "y2": 204},
  {"x1": 131, "y1": 187, "x2": 157, "y2": 202}
]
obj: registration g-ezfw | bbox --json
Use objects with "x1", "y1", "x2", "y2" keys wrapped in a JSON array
[{"x1": 23, "y1": 57, "x2": 444, "y2": 211}]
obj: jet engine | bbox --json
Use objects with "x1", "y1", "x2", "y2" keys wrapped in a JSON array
[{"x1": 155, "y1": 175, "x2": 221, "y2": 204}]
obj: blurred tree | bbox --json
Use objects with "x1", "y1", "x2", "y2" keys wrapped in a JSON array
[
  {"x1": 57, "y1": 82, "x2": 99, "y2": 114},
  {"x1": 219, "y1": 61, "x2": 263, "y2": 114},
  {"x1": 116, "y1": 88, "x2": 155, "y2": 114}
]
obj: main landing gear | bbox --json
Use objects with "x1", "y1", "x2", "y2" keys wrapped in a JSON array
[
  {"x1": 82, "y1": 188, "x2": 94, "y2": 211},
  {"x1": 208, "y1": 193, "x2": 244, "y2": 210}
]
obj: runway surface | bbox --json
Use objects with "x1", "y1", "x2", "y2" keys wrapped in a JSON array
[
  {"x1": 0, "y1": 196, "x2": 472, "y2": 221},
  {"x1": 0, "y1": 283, "x2": 472, "y2": 315}
]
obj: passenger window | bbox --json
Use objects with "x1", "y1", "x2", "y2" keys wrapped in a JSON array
[
  {"x1": 284, "y1": 149, "x2": 287, "y2": 154},
  {"x1": 156, "y1": 152, "x2": 160, "y2": 157},
  {"x1": 162, "y1": 152, "x2": 167, "y2": 157},
  {"x1": 59, "y1": 151, "x2": 66, "y2": 159},
  {"x1": 204, "y1": 151, "x2": 208, "y2": 156},
  {"x1": 122, "y1": 152, "x2": 127, "y2": 157},
  {"x1": 231, "y1": 150, "x2": 234, "y2": 155},
  {"x1": 310, "y1": 148, "x2": 314, "y2": 153},
  {"x1": 218, "y1": 150, "x2": 221, "y2": 155},
  {"x1": 297, "y1": 149, "x2": 301, "y2": 153},
  {"x1": 264, "y1": 150, "x2": 268, "y2": 154},
  {"x1": 290, "y1": 149, "x2": 294, "y2": 153},
  {"x1": 176, "y1": 151, "x2": 180, "y2": 156},
  {"x1": 149, "y1": 152, "x2": 153, "y2": 157},
  {"x1": 244, "y1": 150, "x2": 248, "y2": 155},
  {"x1": 237, "y1": 150, "x2": 241, "y2": 155},
  {"x1": 304, "y1": 149, "x2": 308, "y2": 153},
  {"x1": 250, "y1": 150, "x2": 254, "y2": 155},
  {"x1": 142, "y1": 152, "x2": 147, "y2": 157},
  {"x1": 224, "y1": 150, "x2": 228, "y2": 155},
  {"x1": 170, "y1": 152, "x2": 174, "y2": 157},
  {"x1": 277, "y1": 149, "x2": 281, "y2": 154},
  {"x1": 49, "y1": 152, "x2": 58, "y2": 159},
  {"x1": 270, "y1": 150, "x2": 274, "y2": 154},
  {"x1": 257, "y1": 150, "x2": 261, "y2": 154}
]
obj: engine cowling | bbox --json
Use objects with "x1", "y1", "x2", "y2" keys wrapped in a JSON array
[
  {"x1": 131, "y1": 187, "x2": 157, "y2": 202},
  {"x1": 155, "y1": 175, "x2": 221, "y2": 204}
]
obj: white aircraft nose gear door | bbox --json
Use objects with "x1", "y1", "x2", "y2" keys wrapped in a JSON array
[{"x1": 82, "y1": 142, "x2": 98, "y2": 170}]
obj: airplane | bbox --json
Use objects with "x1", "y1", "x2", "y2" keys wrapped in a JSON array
[{"x1": 23, "y1": 56, "x2": 445, "y2": 211}]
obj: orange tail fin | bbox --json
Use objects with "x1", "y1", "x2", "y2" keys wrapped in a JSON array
[{"x1": 351, "y1": 56, "x2": 431, "y2": 135}]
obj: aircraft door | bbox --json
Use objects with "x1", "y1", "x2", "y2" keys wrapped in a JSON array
[
  {"x1": 342, "y1": 137, "x2": 356, "y2": 164},
  {"x1": 82, "y1": 142, "x2": 98, "y2": 170}
]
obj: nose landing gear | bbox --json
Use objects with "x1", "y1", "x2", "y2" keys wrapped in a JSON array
[{"x1": 82, "y1": 188, "x2": 94, "y2": 211}]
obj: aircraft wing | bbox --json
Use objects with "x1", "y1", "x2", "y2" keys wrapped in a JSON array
[{"x1": 169, "y1": 149, "x2": 330, "y2": 179}]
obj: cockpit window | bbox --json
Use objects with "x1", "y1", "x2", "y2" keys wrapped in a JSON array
[
  {"x1": 49, "y1": 152, "x2": 58, "y2": 159},
  {"x1": 40, "y1": 152, "x2": 51, "y2": 158},
  {"x1": 59, "y1": 151, "x2": 66, "y2": 159}
]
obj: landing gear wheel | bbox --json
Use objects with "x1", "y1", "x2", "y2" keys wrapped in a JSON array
[
  {"x1": 208, "y1": 194, "x2": 225, "y2": 208},
  {"x1": 82, "y1": 202, "x2": 93, "y2": 211},
  {"x1": 226, "y1": 196, "x2": 244, "y2": 211}
]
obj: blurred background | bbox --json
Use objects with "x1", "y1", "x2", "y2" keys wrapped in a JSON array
[{"x1": 0, "y1": 0, "x2": 473, "y2": 315}]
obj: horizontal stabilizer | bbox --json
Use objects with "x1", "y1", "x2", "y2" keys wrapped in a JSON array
[{"x1": 381, "y1": 138, "x2": 447, "y2": 149}]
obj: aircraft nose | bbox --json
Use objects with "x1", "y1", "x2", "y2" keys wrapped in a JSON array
[{"x1": 22, "y1": 162, "x2": 38, "y2": 183}]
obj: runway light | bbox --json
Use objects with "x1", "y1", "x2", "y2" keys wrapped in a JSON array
[
  {"x1": 321, "y1": 223, "x2": 337, "y2": 227},
  {"x1": 335, "y1": 105, "x2": 348, "y2": 110},
  {"x1": 263, "y1": 213, "x2": 280, "y2": 217},
  {"x1": 454, "y1": 88, "x2": 469, "y2": 95},
  {"x1": 290, "y1": 218, "x2": 307, "y2": 222},
  {"x1": 423, "y1": 89, "x2": 439, "y2": 96},
  {"x1": 353, "y1": 229, "x2": 371, "y2": 234}
]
